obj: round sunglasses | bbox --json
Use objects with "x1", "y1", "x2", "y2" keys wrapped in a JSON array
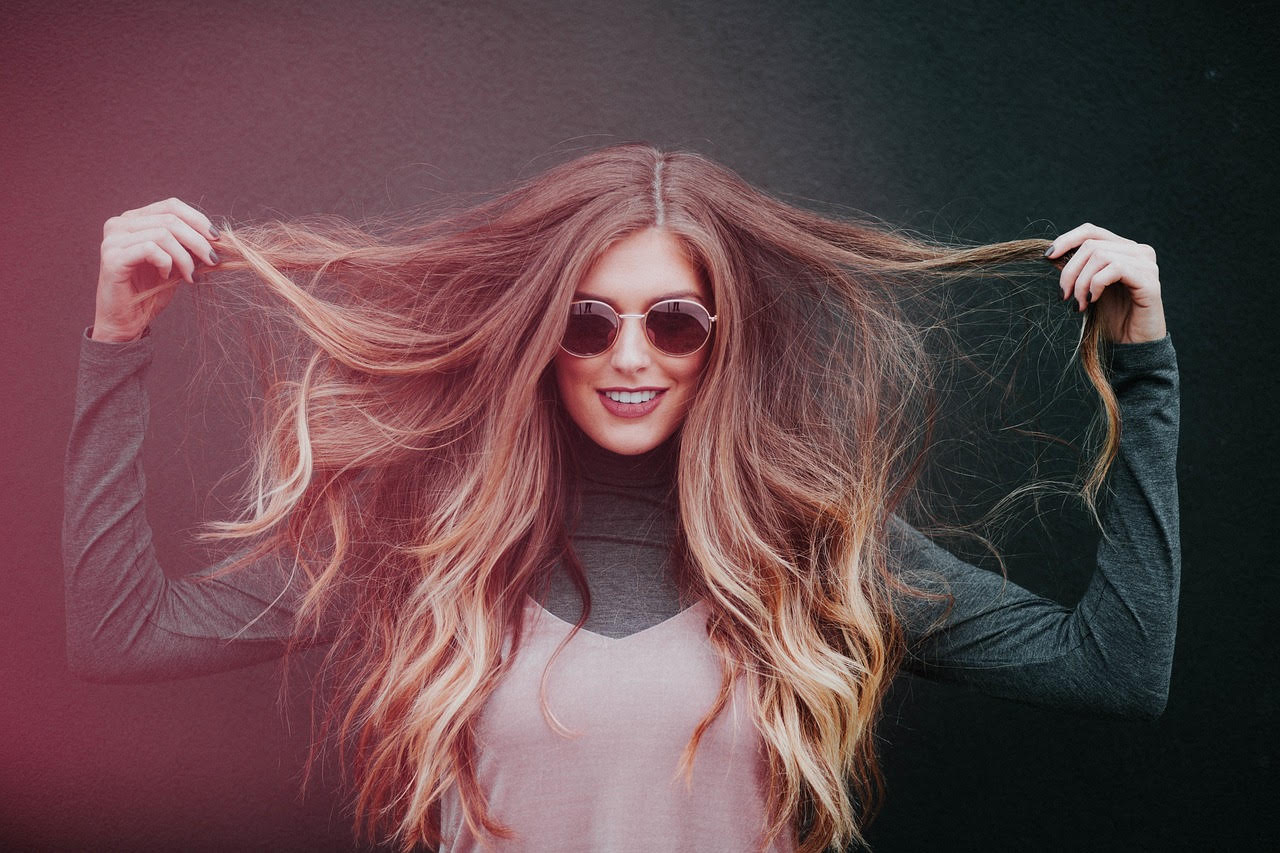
[{"x1": 560, "y1": 299, "x2": 717, "y2": 358}]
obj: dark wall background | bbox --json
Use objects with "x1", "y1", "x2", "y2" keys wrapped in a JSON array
[{"x1": 3, "y1": 0, "x2": 1274, "y2": 850}]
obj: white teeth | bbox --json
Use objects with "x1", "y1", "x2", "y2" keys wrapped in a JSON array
[{"x1": 604, "y1": 390, "x2": 659, "y2": 404}]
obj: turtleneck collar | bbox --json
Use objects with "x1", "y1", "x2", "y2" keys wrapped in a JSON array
[{"x1": 562, "y1": 417, "x2": 681, "y2": 489}]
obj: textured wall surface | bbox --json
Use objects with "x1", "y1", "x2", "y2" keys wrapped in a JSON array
[{"x1": 1, "y1": 0, "x2": 1273, "y2": 850}]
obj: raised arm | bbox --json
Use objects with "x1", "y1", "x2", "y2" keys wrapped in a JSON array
[
  {"x1": 62, "y1": 326, "x2": 334, "y2": 683},
  {"x1": 889, "y1": 333, "x2": 1180, "y2": 719},
  {"x1": 63, "y1": 199, "x2": 332, "y2": 684}
]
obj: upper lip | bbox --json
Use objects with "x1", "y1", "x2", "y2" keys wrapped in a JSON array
[{"x1": 598, "y1": 387, "x2": 666, "y2": 392}]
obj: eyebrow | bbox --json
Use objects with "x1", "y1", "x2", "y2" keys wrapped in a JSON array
[{"x1": 571, "y1": 289, "x2": 705, "y2": 306}]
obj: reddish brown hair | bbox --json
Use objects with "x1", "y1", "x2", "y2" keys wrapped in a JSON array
[{"x1": 142, "y1": 143, "x2": 1120, "y2": 852}]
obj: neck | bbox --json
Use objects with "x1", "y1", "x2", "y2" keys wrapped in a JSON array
[{"x1": 562, "y1": 418, "x2": 681, "y2": 488}]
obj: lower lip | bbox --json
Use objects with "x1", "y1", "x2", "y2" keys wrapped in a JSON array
[{"x1": 598, "y1": 390, "x2": 665, "y2": 418}]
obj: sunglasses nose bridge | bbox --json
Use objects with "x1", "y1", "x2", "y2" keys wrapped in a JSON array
[{"x1": 610, "y1": 312, "x2": 655, "y2": 364}]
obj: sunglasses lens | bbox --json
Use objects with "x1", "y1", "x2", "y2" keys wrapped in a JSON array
[
  {"x1": 562, "y1": 300, "x2": 713, "y2": 357},
  {"x1": 647, "y1": 301, "x2": 712, "y2": 355},
  {"x1": 563, "y1": 302, "x2": 617, "y2": 356}
]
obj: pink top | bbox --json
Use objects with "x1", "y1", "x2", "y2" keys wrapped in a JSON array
[{"x1": 438, "y1": 596, "x2": 796, "y2": 852}]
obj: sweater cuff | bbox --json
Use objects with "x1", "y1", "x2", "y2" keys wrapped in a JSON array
[
  {"x1": 1106, "y1": 333, "x2": 1176, "y2": 383},
  {"x1": 80, "y1": 325, "x2": 154, "y2": 372}
]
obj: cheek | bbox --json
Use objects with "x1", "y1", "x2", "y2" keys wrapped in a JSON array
[
  {"x1": 554, "y1": 354, "x2": 592, "y2": 408},
  {"x1": 678, "y1": 351, "x2": 711, "y2": 388}
]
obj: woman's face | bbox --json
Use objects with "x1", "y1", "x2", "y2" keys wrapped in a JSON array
[{"x1": 554, "y1": 228, "x2": 712, "y2": 456}]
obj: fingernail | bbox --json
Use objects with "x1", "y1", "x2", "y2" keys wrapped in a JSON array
[
  {"x1": 209, "y1": 225, "x2": 221, "y2": 240},
  {"x1": 1043, "y1": 244, "x2": 1055, "y2": 258},
  {"x1": 208, "y1": 249, "x2": 220, "y2": 265}
]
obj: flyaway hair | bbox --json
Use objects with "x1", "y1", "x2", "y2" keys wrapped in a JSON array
[{"x1": 132, "y1": 143, "x2": 1122, "y2": 852}]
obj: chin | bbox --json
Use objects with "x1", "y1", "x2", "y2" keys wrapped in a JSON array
[{"x1": 584, "y1": 420, "x2": 678, "y2": 455}]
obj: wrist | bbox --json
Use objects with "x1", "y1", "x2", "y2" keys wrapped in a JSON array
[
  {"x1": 90, "y1": 323, "x2": 145, "y2": 343},
  {"x1": 1114, "y1": 318, "x2": 1168, "y2": 345}
]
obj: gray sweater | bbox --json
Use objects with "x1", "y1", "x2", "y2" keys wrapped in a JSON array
[{"x1": 63, "y1": 327, "x2": 1181, "y2": 719}]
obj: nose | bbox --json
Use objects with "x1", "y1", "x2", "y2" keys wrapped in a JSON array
[{"x1": 609, "y1": 314, "x2": 653, "y2": 373}]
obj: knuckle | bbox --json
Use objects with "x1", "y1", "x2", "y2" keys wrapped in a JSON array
[{"x1": 102, "y1": 215, "x2": 123, "y2": 237}]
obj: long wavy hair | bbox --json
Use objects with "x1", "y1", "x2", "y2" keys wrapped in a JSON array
[{"x1": 140, "y1": 143, "x2": 1121, "y2": 852}]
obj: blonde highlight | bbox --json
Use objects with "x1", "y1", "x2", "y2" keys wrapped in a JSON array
[{"x1": 145, "y1": 143, "x2": 1121, "y2": 852}]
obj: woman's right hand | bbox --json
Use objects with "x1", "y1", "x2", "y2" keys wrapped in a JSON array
[{"x1": 92, "y1": 197, "x2": 222, "y2": 343}]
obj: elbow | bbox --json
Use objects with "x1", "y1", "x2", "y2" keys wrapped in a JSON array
[
  {"x1": 1070, "y1": 663, "x2": 1171, "y2": 720},
  {"x1": 1104, "y1": 676, "x2": 1169, "y2": 721},
  {"x1": 1124, "y1": 655, "x2": 1174, "y2": 720},
  {"x1": 1127, "y1": 686, "x2": 1169, "y2": 721},
  {"x1": 1085, "y1": 643, "x2": 1174, "y2": 721},
  {"x1": 66, "y1": 633, "x2": 142, "y2": 685}
]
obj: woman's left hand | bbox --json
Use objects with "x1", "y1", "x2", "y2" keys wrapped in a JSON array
[{"x1": 1045, "y1": 223, "x2": 1168, "y2": 344}]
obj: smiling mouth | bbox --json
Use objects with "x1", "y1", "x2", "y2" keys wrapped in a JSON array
[
  {"x1": 596, "y1": 389, "x2": 666, "y2": 418},
  {"x1": 601, "y1": 389, "x2": 661, "y2": 404}
]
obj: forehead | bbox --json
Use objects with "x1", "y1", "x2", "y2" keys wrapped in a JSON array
[{"x1": 573, "y1": 228, "x2": 709, "y2": 306}]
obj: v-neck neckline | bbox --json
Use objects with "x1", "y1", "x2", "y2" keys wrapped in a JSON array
[{"x1": 525, "y1": 594, "x2": 706, "y2": 644}]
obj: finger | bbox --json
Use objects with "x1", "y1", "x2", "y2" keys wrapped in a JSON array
[
  {"x1": 114, "y1": 227, "x2": 199, "y2": 284},
  {"x1": 108, "y1": 213, "x2": 219, "y2": 267},
  {"x1": 110, "y1": 239, "x2": 175, "y2": 283},
  {"x1": 1047, "y1": 248, "x2": 1075, "y2": 273},
  {"x1": 120, "y1": 197, "x2": 219, "y2": 243},
  {"x1": 1059, "y1": 239, "x2": 1139, "y2": 303},
  {"x1": 1088, "y1": 239, "x2": 1147, "y2": 259},
  {"x1": 1045, "y1": 222, "x2": 1140, "y2": 259},
  {"x1": 1058, "y1": 239, "x2": 1096, "y2": 301},
  {"x1": 1084, "y1": 263, "x2": 1126, "y2": 309},
  {"x1": 1071, "y1": 251, "x2": 1113, "y2": 311}
]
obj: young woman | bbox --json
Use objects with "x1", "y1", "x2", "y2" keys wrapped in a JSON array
[{"x1": 64, "y1": 143, "x2": 1180, "y2": 853}]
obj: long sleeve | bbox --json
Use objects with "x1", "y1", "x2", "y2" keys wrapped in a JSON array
[
  {"x1": 62, "y1": 327, "x2": 333, "y2": 684},
  {"x1": 889, "y1": 333, "x2": 1180, "y2": 720}
]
